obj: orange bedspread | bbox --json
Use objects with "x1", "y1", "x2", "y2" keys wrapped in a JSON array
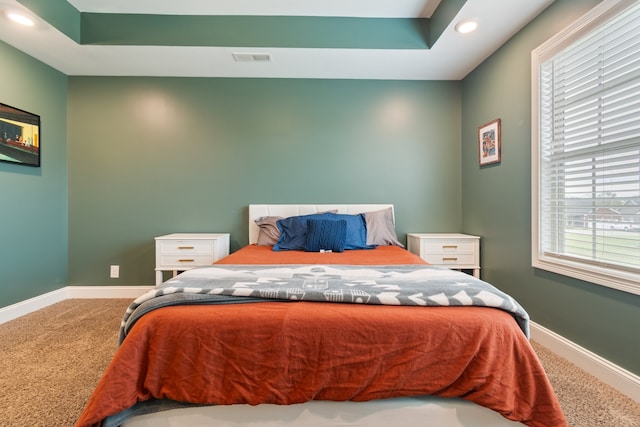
[
  {"x1": 76, "y1": 246, "x2": 567, "y2": 427},
  {"x1": 215, "y1": 244, "x2": 427, "y2": 265}
]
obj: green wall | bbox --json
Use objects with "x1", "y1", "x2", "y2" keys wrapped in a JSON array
[
  {"x1": 4, "y1": 0, "x2": 637, "y2": 379},
  {"x1": 0, "y1": 41, "x2": 68, "y2": 306},
  {"x1": 461, "y1": 0, "x2": 640, "y2": 375},
  {"x1": 67, "y1": 77, "x2": 461, "y2": 286}
]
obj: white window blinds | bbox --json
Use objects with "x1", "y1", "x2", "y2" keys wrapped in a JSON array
[{"x1": 533, "y1": 0, "x2": 640, "y2": 295}]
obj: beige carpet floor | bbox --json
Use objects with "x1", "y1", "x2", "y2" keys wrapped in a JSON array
[{"x1": 0, "y1": 299, "x2": 638, "y2": 427}]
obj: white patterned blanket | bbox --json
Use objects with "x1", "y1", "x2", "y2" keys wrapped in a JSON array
[{"x1": 120, "y1": 264, "x2": 530, "y2": 343}]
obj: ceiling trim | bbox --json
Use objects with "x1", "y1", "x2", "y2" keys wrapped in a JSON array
[
  {"x1": 64, "y1": 0, "x2": 443, "y2": 19},
  {"x1": 81, "y1": 15, "x2": 431, "y2": 50},
  {"x1": 429, "y1": 0, "x2": 467, "y2": 45},
  {"x1": 17, "y1": 0, "x2": 80, "y2": 42},
  {"x1": 18, "y1": 0, "x2": 436, "y2": 49}
]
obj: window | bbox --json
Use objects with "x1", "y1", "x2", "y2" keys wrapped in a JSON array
[{"x1": 532, "y1": 0, "x2": 640, "y2": 295}]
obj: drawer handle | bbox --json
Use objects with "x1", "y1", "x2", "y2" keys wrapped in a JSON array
[
  {"x1": 442, "y1": 245, "x2": 458, "y2": 249},
  {"x1": 442, "y1": 257, "x2": 458, "y2": 261},
  {"x1": 178, "y1": 246, "x2": 195, "y2": 250},
  {"x1": 178, "y1": 259, "x2": 195, "y2": 263}
]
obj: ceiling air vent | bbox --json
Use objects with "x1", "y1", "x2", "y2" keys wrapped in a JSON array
[{"x1": 232, "y1": 53, "x2": 272, "y2": 62}]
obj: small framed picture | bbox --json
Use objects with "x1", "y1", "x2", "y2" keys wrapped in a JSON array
[{"x1": 478, "y1": 119, "x2": 501, "y2": 166}]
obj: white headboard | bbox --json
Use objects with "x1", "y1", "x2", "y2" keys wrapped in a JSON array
[{"x1": 248, "y1": 204, "x2": 395, "y2": 245}]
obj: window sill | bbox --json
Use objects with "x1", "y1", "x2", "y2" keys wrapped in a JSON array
[{"x1": 533, "y1": 256, "x2": 640, "y2": 296}]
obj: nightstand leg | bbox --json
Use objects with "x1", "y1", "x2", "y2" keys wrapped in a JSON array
[{"x1": 155, "y1": 271, "x2": 163, "y2": 286}]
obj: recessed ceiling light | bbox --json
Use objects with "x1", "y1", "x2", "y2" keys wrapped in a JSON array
[
  {"x1": 455, "y1": 20, "x2": 478, "y2": 34},
  {"x1": 6, "y1": 11, "x2": 35, "y2": 27}
]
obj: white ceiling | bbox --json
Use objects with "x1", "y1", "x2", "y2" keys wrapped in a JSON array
[{"x1": 0, "y1": 0, "x2": 555, "y2": 80}]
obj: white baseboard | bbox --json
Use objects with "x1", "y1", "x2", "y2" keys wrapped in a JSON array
[
  {"x1": 1, "y1": 289, "x2": 638, "y2": 403},
  {"x1": 64, "y1": 285, "x2": 153, "y2": 299},
  {"x1": 0, "y1": 288, "x2": 68, "y2": 325},
  {"x1": 0, "y1": 286, "x2": 153, "y2": 326},
  {"x1": 531, "y1": 321, "x2": 640, "y2": 403}
]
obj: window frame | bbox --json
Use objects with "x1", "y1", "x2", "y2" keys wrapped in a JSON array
[{"x1": 531, "y1": 0, "x2": 640, "y2": 296}]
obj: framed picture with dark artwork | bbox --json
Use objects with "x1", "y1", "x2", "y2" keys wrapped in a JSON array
[
  {"x1": 0, "y1": 102, "x2": 41, "y2": 167},
  {"x1": 478, "y1": 118, "x2": 501, "y2": 166}
]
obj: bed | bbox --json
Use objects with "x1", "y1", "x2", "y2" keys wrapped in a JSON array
[{"x1": 76, "y1": 204, "x2": 567, "y2": 427}]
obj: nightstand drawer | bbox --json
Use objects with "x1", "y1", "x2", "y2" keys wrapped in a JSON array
[
  {"x1": 159, "y1": 254, "x2": 215, "y2": 268},
  {"x1": 422, "y1": 253, "x2": 476, "y2": 266},
  {"x1": 158, "y1": 240, "x2": 213, "y2": 254},
  {"x1": 422, "y1": 240, "x2": 476, "y2": 254}
]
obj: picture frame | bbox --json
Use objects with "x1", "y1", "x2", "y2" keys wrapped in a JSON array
[
  {"x1": 0, "y1": 102, "x2": 41, "y2": 167},
  {"x1": 478, "y1": 118, "x2": 501, "y2": 166}
]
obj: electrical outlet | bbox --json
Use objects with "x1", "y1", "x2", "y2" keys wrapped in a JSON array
[{"x1": 110, "y1": 265, "x2": 119, "y2": 279}]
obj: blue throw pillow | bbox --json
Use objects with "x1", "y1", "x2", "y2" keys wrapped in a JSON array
[
  {"x1": 327, "y1": 213, "x2": 376, "y2": 250},
  {"x1": 305, "y1": 219, "x2": 347, "y2": 252},
  {"x1": 273, "y1": 212, "x2": 336, "y2": 251}
]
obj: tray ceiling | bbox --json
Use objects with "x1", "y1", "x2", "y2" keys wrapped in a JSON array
[{"x1": 0, "y1": 0, "x2": 555, "y2": 79}]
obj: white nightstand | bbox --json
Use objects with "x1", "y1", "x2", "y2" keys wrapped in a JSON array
[
  {"x1": 155, "y1": 233, "x2": 230, "y2": 285},
  {"x1": 407, "y1": 233, "x2": 481, "y2": 278}
]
